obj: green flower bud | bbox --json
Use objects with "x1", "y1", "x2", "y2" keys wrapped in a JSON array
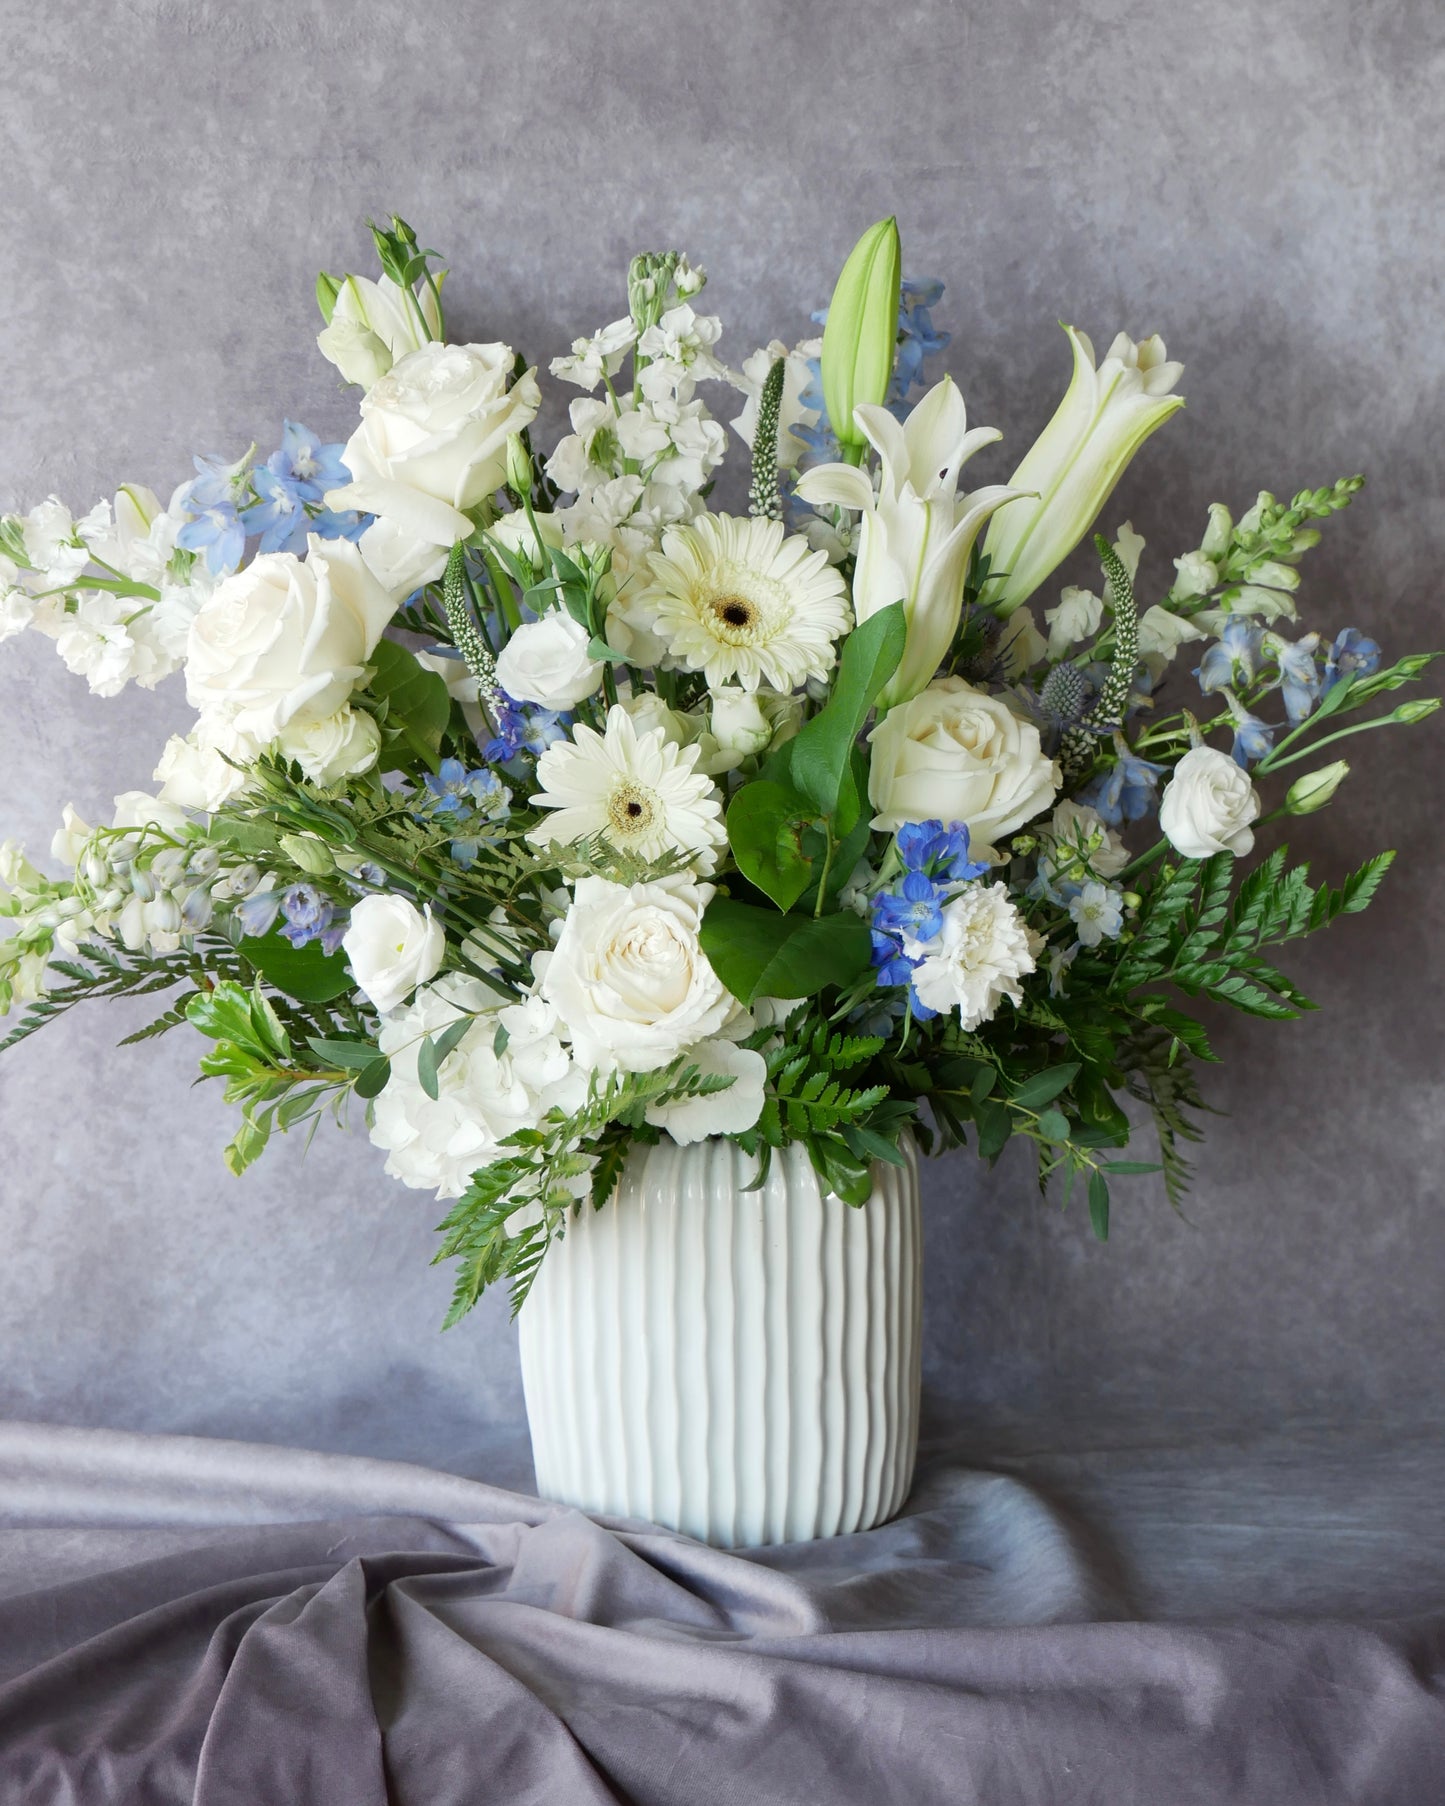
[
  {"x1": 1393, "y1": 697, "x2": 1442, "y2": 726},
  {"x1": 315, "y1": 271, "x2": 342, "y2": 326},
  {"x1": 505, "y1": 432, "x2": 534, "y2": 500},
  {"x1": 820, "y1": 217, "x2": 902, "y2": 456},
  {"x1": 280, "y1": 834, "x2": 336, "y2": 877},
  {"x1": 1285, "y1": 759, "x2": 1349, "y2": 815}
]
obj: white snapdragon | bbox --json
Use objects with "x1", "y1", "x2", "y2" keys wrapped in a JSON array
[
  {"x1": 341, "y1": 894, "x2": 446, "y2": 1015},
  {"x1": 1158, "y1": 745, "x2": 1261, "y2": 859}
]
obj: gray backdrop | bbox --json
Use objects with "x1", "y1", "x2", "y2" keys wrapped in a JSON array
[{"x1": 1, "y1": 0, "x2": 1441, "y2": 1606}]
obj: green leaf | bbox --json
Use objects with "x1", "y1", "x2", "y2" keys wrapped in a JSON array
[
  {"x1": 1088, "y1": 1169, "x2": 1111, "y2": 1241},
  {"x1": 787, "y1": 603, "x2": 906, "y2": 823},
  {"x1": 354, "y1": 1055, "x2": 392, "y2": 1099},
  {"x1": 1010, "y1": 1063, "x2": 1081, "y2": 1110},
  {"x1": 307, "y1": 1037, "x2": 382, "y2": 1070},
  {"x1": 417, "y1": 1016, "x2": 471, "y2": 1100},
  {"x1": 699, "y1": 898, "x2": 873, "y2": 1003},
  {"x1": 975, "y1": 1100, "x2": 1013, "y2": 1161},
  {"x1": 724, "y1": 780, "x2": 817, "y2": 912},
  {"x1": 1102, "y1": 1160, "x2": 1163, "y2": 1175},
  {"x1": 242, "y1": 931, "x2": 354, "y2": 1004},
  {"x1": 1036, "y1": 1108, "x2": 1070, "y2": 1144},
  {"x1": 366, "y1": 638, "x2": 451, "y2": 763}
]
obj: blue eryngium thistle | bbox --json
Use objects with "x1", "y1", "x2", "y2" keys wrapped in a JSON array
[{"x1": 820, "y1": 217, "x2": 902, "y2": 462}]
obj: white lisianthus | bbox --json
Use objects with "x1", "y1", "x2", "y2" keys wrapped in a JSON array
[
  {"x1": 342, "y1": 893, "x2": 446, "y2": 1014},
  {"x1": 539, "y1": 873, "x2": 733, "y2": 1074},
  {"x1": 796, "y1": 377, "x2": 1025, "y2": 708},
  {"x1": 982, "y1": 328, "x2": 1184, "y2": 616},
  {"x1": 494, "y1": 609, "x2": 603, "y2": 711},
  {"x1": 370, "y1": 978, "x2": 584, "y2": 1198},
  {"x1": 184, "y1": 535, "x2": 394, "y2": 741},
  {"x1": 868, "y1": 678, "x2": 1060, "y2": 857},
  {"x1": 49, "y1": 804, "x2": 94, "y2": 869},
  {"x1": 326, "y1": 341, "x2": 541, "y2": 557},
  {"x1": 527, "y1": 704, "x2": 726, "y2": 872},
  {"x1": 912, "y1": 884, "x2": 1040, "y2": 1029},
  {"x1": 626, "y1": 512, "x2": 850, "y2": 692},
  {"x1": 274, "y1": 705, "x2": 382, "y2": 786},
  {"x1": 317, "y1": 273, "x2": 443, "y2": 389},
  {"x1": 643, "y1": 1038, "x2": 767, "y2": 1143},
  {"x1": 1158, "y1": 745, "x2": 1261, "y2": 859}
]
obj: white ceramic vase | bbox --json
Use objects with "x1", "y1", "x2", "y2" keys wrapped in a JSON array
[{"x1": 518, "y1": 1134, "x2": 922, "y2": 1548}]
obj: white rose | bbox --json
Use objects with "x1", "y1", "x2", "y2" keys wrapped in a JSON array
[
  {"x1": 342, "y1": 893, "x2": 446, "y2": 1014},
  {"x1": 275, "y1": 705, "x2": 382, "y2": 786},
  {"x1": 155, "y1": 715, "x2": 262, "y2": 814},
  {"x1": 868, "y1": 678, "x2": 1060, "y2": 857},
  {"x1": 643, "y1": 1038, "x2": 767, "y2": 1144},
  {"x1": 495, "y1": 610, "x2": 603, "y2": 710},
  {"x1": 707, "y1": 689, "x2": 772, "y2": 768},
  {"x1": 325, "y1": 341, "x2": 542, "y2": 552},
  {"x1": 1158, "y1": 745, "x2": 1261, "y2": 859},
  {"x1": 355, "y1": 515, "x2": 450, "y2": 601},
  {"x1": 184, "y1": 535, "x2": 394, "y2": 740},
  {"x1": 539, "y1": 873, "x2": 732, "y2": 1074}
]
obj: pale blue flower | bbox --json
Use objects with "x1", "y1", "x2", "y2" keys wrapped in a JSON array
[
  {"x1": 1068, "y1": 881, "x2": 1124, "y2": 948},
  {"x1": 1197, "y1": 618, "x2": 1264, "y2": 694},
  {"x1": 1323, "y1": 627, "x2": 1381, "y2": 693},
  {"x1": 1273, "y1": 633, "x2": 1321, "y2": 724},
  {"x1": 1231, "y1": 711, "x2": 1275, "y2": 766},
  {"x1": 175, "y1": 501, "x2": 245, "y2": 574},
  {"x1": 235, "y1": 889, "x2": 281, "y2": 938},
  {"x1": 1081, "y1": 750, "x2": 1165, "y2": 826}
]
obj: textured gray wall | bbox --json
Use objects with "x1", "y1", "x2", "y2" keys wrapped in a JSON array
[{"x1": 0, "y1": 0, "x2": 1440, "y2": 1474}]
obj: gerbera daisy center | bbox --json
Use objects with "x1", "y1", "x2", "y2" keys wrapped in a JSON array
[{"x1": 607, "y1": 780, "x2": 659, "y2": 839}]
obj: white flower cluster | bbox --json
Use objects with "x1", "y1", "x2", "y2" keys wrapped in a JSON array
[{"x1": 0, "y1": 488, "x2": 216, "y2": 695}]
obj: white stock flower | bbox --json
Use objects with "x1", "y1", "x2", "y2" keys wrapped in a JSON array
[
  {"x1": 494, "y1": 609, "x2": 603, "y2": 710},
  {"x1": 21, "y1": 499, "x2": 88, "y2": 585},
  {"x1": 868, "y1": 678, "x2": 1060, "y2": 857},
  {"x1": 911, "y1": 883, "x2": 1039, "y2": 1029},
  {"x1": 546, "y1": 395, "x2": 627, "y2": 494},
  {"x1": 326, "y1": 341, "x2": 541, "y2": 556},
  {"x1": 627, "y1": 512, "x2": 851, "y2": 692},
  {"x1": 636, "y1": 305, "x2": 728, "y2": 390},
  {"x1": 538, "y1": 873, "x2": 732, "y2": 1073},
  {"x1": 274, "y1": 705, "x2": 382, "y2": 786},
  {"x1": 981, "y1": 328, "x2": 1184, "y2": 616},
  {"x1": 550, "y1": 318, "x2": 638, "y2": 390},
  {"x1": 317, "y1": 273, "x2": 443, "y2": 389},
  {"x1": 795, "y1": 377, "x2": 1024, "y2": 708},
  {"x1": 1158, "y1": 745, "x2": 1261, "y2": 859},
  {"x1": 342, "y1": 893, "x2": 446, "y2": 1015},
  {"x1": 527, "y1": 704, "x2": 726, "y2": 872},
  {"x1": 184, "y1": 535, "x2": 394, "y2": 740},
  {"x1": 643, "y1": 1038, "x2": 767, "y2": 1143},
  {"x1": 729, "y1": 338, "x2": 823, "y2": 466},
  {"x1": 370, "y1": 978, "x2": 583, "y2": 1198}
]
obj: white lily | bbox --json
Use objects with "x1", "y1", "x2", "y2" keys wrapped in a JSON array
[
  {"x1": 795, "y1": 376, "x2": 1024, "y2": 709},
  {"x1": 982, "y1": 327, "x2": 1184, "y2": 616}
]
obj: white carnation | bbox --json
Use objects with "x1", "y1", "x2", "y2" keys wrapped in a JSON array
[{"x1": 911, "y1": 883, "x2": 1040, "y2": 1030}]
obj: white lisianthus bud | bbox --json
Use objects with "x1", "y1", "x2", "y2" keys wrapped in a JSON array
[
  {"x1": 1158, "y1": 746, "x2": 1261, "y2": 859},
  {"x1": 1285, "y1": 760, "x2": 1349, "y2": 815},
  {"x1": 316, "y1": 273, "x2": 443, "y2": 389},
  {"x1": 494, "y1": 610, "x2": 603, "y2": 711},
  {"x1": 342, "y1": 893, "x2": 446, "y2": 1016},
  {"x1": 981, "y1": 327, "x2": 1184, "y2": 616},
  {"x1": 274, "y1": 705, "x2": 382, "y2": 787}
]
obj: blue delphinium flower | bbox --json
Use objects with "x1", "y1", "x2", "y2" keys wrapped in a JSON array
[
  {"x1": 1081, "y1": 750, "x2": 1167, "y2": 826},
  {"x1": 1230, "y1": 711, "x2": 1275, "y2": 767},
  {"x1": 1323, "y1": 627, "x2": 1382, "y2": 693},
  {"x1": 278, "y1": 883, "x2": 334, "y2": 949},
  {"x1": 414, "y1": 759, "x2": 510, "y2": 867},
  {"x1": 241, "y1": 422, "x2": 356, "y2": 553},
  {"x1": 870, "y1": 928, "x2": 917, "y2": 990},
  {"x1": 1197, "y1": 618, "x2": 1264, "y2": 695},
  {"x1": 484, "y1": 694, "x2": 568, "y2": 764},
  {"x1": 895, "y1": 819, "x2": 990, "y2": 883},
  {"x1": 270, "y1": 420, "x2": 350, "y2": 501},
  {"x1": 1273, "y1": 633, "x2": 1321, "y2": 724},
  {"x1": 873, "y1": 871, "x2": 946, "y2": 952},
  {"x1": 240, "y1": 464, "x2": 309, "y2": 554},
  {"x1": 235, "y1": 889, "x2": 282, "y2": 939},
  {"x1": 889, "y1": 278, "x2": 950, "y2": 413},
  {"x1": 176, "y1": 501, "x2": 246, "y2": 573}
]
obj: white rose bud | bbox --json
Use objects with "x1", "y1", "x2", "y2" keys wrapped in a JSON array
[
  {"x1": 342, "y1": 894, "x2": 446, "y2": 1015},
  {"x1": 1158, "y1": 745, "x2": 1262, "y2": 859},
  {"x1": 867, "y1": 678, "x2": 1060, "y2": 859},
  {"x1": 708, "y1": 689, "x2": 772, "y2": 763},
  {"x1": 494, "y1": 610, "x2": 603, "y2": 710}
]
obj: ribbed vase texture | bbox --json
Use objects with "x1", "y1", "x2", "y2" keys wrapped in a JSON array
[{"x1": 518, "y1": 1136, "x2": 922, "y2": 1547}]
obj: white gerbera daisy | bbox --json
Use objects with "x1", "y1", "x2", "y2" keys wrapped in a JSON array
[
  {"x1": 526, "y1": 704, "x2": 726, "y2": 872},
  {"x1": 911, "y1": 883, "x2": 1040, "y2": 1030},
  {"x1": 627, "y1": 512, "x2": 851, "y2": 692}
]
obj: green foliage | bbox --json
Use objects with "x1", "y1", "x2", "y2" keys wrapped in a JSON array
[
  {"x1": 241, "y1": 928, "x2": 354, "y2": 1004},
  {"x1": 0, "y1": 939, "x2": 213, "y2": 1054},
  {"x1": 699, "y1": 899, "x2": 873, "y2": 1003},
  {"x1": 786, "y1": 602, "x2": 905, "y2": 827},
  {"x1": 366, "y1": 638, "x2": 452, "y2": 767}
]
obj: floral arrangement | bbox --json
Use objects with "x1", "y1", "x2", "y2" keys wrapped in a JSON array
[{"x1": 0, "y1": 216, "x2": 1434, "y2": 1322}]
